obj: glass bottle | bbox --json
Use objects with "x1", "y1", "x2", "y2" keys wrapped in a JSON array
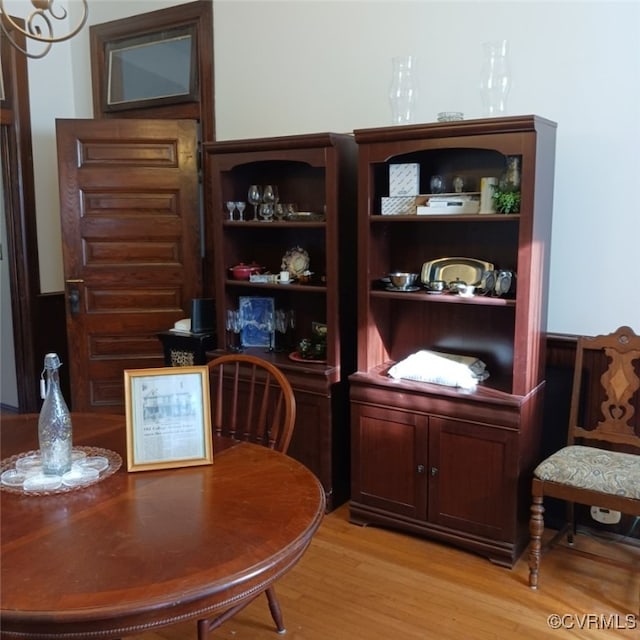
[
  {"x1": 389, "y1": 55, "x2": 417, "y2": 124},
  {"x1": 504, "y1": 155, "x2": 521, "y2": 190},
  {"x1": 479, "y1": 40, "x2": 511, "y2": 116},
  {"x1": 38, "y1": 353, "x2": 73, "y2": 475}
]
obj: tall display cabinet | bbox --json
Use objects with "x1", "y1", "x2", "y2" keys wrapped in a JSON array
[
  {"x1": 203, "y1": 133, "x2": 357, "y2": 510},
  {"x1": 349, "y1": 116, "x2": 557, "y2": 566}
]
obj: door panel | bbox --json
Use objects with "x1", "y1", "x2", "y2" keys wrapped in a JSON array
[
  {"x1": 56, "y1": 119, "x2": 200, "y2": 413},
  {"x1": 351, "y1": 403, "x2": 428, "y2": 519},
  {"x1": 428, "y1": 417, "x2": 517, "y2": 540}
]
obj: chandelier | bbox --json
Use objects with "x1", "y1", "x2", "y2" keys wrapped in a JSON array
[{"x1": 0, "y1": 0, "x2": 88, "y2": 59}]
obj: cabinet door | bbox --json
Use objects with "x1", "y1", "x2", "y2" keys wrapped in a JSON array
[
  {"x1": 351, "y1": 404, "x2": 428, "y2": 519},
  {"x1": 288, "y1": 389, "x2": 332, "y2": 489},
  {"x1": 428, "y1": 417, "x2": 517, "y2": 541}
]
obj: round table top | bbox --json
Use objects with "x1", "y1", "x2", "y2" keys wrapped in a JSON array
[{"x1": 1, "y1": 413, "x2": 325, "y2": 639}]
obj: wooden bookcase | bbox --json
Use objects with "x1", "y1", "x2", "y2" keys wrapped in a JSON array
[
  {"x1": 202, "y1": 133, "x2": 357, "y2": 510},
  {"x1": 349, "y1": 116, "x2": 557, "y2": 566}
]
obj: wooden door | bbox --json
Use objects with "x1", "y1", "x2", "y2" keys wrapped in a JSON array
[
  {"x1": 350, "y1": 403, "x2": 428, "y2": 520},
  {"x1": 56, "y1": 119, "x2": 201, "y2": 413},
  {"x1": 428, "y1": 416, "x2": 517, "y2": 542}
]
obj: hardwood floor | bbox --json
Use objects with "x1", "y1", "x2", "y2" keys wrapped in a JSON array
[{"x1": 130, "y1": 505, "x2": 639, "y2": 640}]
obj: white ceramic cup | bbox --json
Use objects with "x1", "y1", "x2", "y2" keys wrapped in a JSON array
[{"x1": 279, "y1": 271, "x2": 290, "y2": 284}]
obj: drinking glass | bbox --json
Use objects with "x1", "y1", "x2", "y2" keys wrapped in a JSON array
[
  {"x1": 274, "y1": 309, "x2": 288, "y2": 351},
  {"x1": 264, "y1": 310, "x2": 275, "y2": 352},
  {"x1": 248, "y1": 185, "x2": 262, "y2": 221},
  {"x1": 285, "y1": 203, "x2": 297, "y2": 219},
  {"x1": 225, "y1": 309, "x2": 234, "y2": 350},
  {"x1": 235, "y1": 201, "x2": 246, "y2": 221},
  {"x1": 226, "y1": 201, "x2": 236, "y2": 220},
  {"x1": 287, "y1": 309, "x2": 296, "y2": 349},
  {"x1": 226, "y1": 309, "x2": 243, "y2": 352},
  {"x1": 262, "y1": 185, "x2": 275, "y2": 204},
  {"x1": 260, "y1": 185, "x2": 275, "y2": 222},
  {"x1": 260, "y1": 203, "x2": 274, "y2": 222}
]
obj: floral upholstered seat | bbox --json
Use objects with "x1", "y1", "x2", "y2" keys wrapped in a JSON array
[{"x1": 534, "y1": 445, "x2": 640, "y2": 499}]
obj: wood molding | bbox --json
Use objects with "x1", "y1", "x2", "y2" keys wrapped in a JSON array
[
  {"x1": 89, "y1": 0, "x2": 215, "y2": 143},
  {"x1": 1, "y1": 17, "x2": 41, "y2": 411}
]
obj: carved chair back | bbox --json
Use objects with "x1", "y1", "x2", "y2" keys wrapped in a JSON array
[{"x1": 569, "y1": 325, "x2": 640, "y2": 451}]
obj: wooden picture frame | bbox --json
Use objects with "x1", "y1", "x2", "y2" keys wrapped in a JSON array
[{"x1": 124, "y1": 366, "x2": 213, "y2": 472}]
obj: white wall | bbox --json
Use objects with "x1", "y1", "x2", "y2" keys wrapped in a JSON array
[
  {"x1": 1, "y1": 179, "x2": 19, "y2": 407},
  {"x1": 15, "y1": 0, "x2": 640, "y2": 336}
]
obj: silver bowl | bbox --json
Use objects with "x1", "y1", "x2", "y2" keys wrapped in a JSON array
[
  {"x1": 388, "y1": 272, "x2": 418, "y2": 290},
  {"x1": 426, "y1": 279, "x2": 447, "y2": 292}
]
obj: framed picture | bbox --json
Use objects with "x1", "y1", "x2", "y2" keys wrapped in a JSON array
[
  {"x1": 124, "y1": 366, "x2": 213, "y2": 472},
  {"x1": 103, "y1": 24, "x2": 198, "y2": 112},
  {"x1": 239, "y1": 296, "x2": 275, "y2": 348}
]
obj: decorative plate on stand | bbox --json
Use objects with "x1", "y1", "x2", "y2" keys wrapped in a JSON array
[{"x1": 281, "y1": 246, "x2": 310, "y2": 277}]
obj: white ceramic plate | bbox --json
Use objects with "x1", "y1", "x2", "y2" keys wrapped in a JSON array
[{"x1": 23, "y1": 473, "x2": 63, "y2": 492}]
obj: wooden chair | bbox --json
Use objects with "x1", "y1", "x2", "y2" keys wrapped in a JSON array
[
  {"x1": 528, "y1": 326, "x2": 640, "y2": 608},
  {"x1": 197, "y1": 354, "x2": 296, "y2": 638}
]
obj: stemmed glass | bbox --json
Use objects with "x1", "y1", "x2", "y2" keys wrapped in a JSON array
[
  {"x1": 226, "y1": 201, "x2": 236, "y2": 221},
  {"x1": 274, "y1": 309, "x2": 288, "y2": 352},
  {"x1": 261, "y1": 185, "x2": 275, "y2": 222},
  {"x1": 235, "y1": 201, "x2": 246, "y2": 221},
  {"x1": 264, "y1": 309, "x2": 275, "y2": 352},
  {"x1": 287, "y1": 309, "x2": 296, "y2": 350},
  {"x1": 225, "y1": 309, "x2": 243, "y2": 352},
  {"x1": 248, "y1": 185, "x2": 262, "y2": 221},
  {"x1": 285, "y1": 203, "x2": 297, "y2": 219},
  {"x1": 263, "y1": 185, "x2": 275, "y2": 203}
]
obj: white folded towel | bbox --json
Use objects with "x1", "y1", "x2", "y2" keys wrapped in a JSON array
[{"x1": 387, "y1": 350, "x2": 489, "y2": 390}]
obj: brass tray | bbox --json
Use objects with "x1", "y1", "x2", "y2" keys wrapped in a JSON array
[{"x1": 421, "y1": 257, "x2": 494, "y2": 286}]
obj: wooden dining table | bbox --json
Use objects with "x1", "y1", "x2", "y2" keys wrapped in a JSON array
[{"x1": 0, "y1": 413, "x2": 325, "y2": 639}]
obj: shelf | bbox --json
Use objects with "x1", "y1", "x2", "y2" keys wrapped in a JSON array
[
  {"x1": 370, "y1": 289, "x2": 515, "y2": 306},
  {"x1": 370, "y1": 214, "x2": 520, "y2": 222},
  {"x1": 207, "y1": 347, "x2": 340, "y2": 389},
  {"x1": 350, "y1": 366, "x2": 520, "y2": 405},
  {"x1": 225, "y1": 279, "x2": 327, "y2": 293},
  {"x1": 223, "y1": 220, "x2": 326, "y2": 229}
]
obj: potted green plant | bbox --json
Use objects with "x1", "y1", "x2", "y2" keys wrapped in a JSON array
[
  {"x1": 296, "y1": 322, "x2": 327, "y2": 361},
  {"x1": 492, "y1": 186, "x2": 521, "y2": 214}
]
